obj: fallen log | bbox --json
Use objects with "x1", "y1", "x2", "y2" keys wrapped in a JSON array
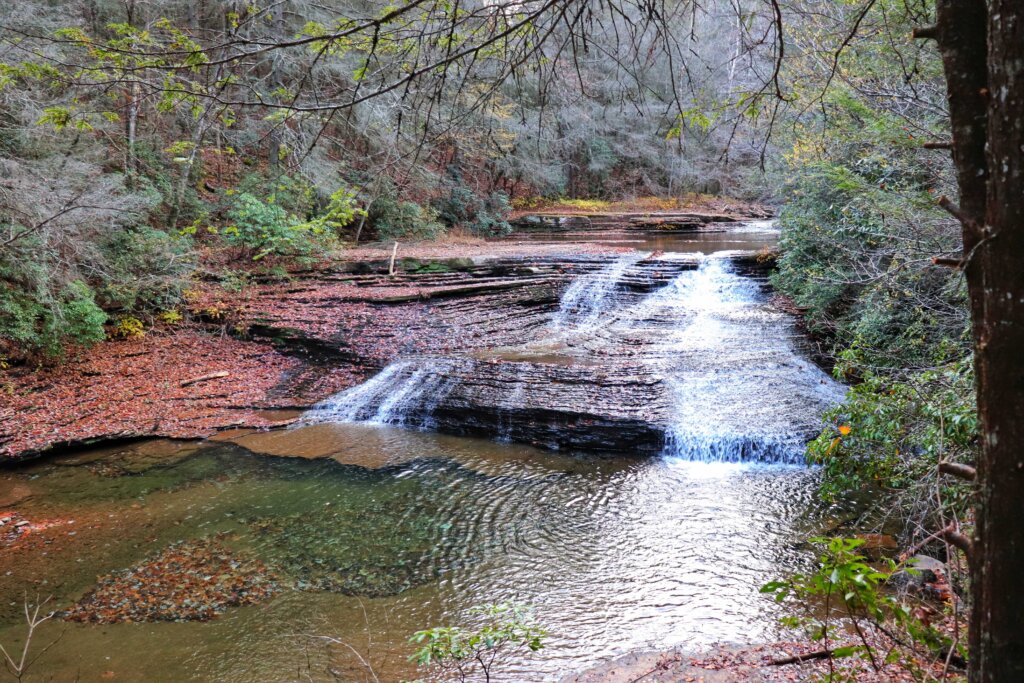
[
  {"x1": 180, "y1": 371, "x2": 230, "y2": 387},
  {"x1": 771, "y1": 648, "x2": 835, "y2": 666}
]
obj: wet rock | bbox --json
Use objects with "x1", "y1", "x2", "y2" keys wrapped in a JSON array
[
  {"x1": 891, "y1": 554, "x2": 947, "y2": 595},
  {"x1": 300, "y1": 253, "x2": 842, "y2": 461}
]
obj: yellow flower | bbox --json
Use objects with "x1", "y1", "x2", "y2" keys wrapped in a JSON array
[{"x1": 838, "y1": 425, "x2": 852, "y2": 436}]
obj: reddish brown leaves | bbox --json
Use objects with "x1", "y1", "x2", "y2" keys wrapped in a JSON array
[{"x1": 63, "y1": 538, "x2": 278, "y2": 623}]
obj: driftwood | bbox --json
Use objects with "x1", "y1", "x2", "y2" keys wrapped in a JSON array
[
  {"x1": 180, "y1": 371, "x2": 230, "y2": 387},
  {"x1": 771, "y1": 648, "x2": 835, "y2": 666}
]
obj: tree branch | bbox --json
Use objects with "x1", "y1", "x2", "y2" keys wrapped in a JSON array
[{"x1": 939, "y1": 461, "x2": 977, "y2": 481}]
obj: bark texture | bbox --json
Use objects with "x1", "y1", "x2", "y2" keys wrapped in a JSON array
[
  {"x1": 931, "y1": 1, "x2": 1024, "y2": 680},
  {"x1": 971, "y1": 3, "x2": 1024, "y2": 681}
]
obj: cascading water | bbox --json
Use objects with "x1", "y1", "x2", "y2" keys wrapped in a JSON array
[
  {"x1": 549, "y1": 252, "x2": 647, "y2": 333},
  {"x1": 301, "y1": 249, "x2": 843, "y2": 465},
  {"x1": 641, "y1": 256, "x2": 843, "y2": 463},
  {"x1": 298, "y1": 358, "x2": 459, "y2": 429}
]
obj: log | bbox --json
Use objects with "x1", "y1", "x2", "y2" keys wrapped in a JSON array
[
  {"x1": 180, "y1": 371, "x2": 230, "y2": 387},
  {"x1": 771, "y1": 648, "x2": 836, "y2": 666},
  {"x1": 939, "y1": 461, "x2": 977, "y2": 480}
]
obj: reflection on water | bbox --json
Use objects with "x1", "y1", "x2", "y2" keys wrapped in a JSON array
[
  {"x1": 0, "y1": 219, "x2": 847, "y2": 681},
  {"x1": 0, "y1": 429, "x2": 834, "y2": 682}
]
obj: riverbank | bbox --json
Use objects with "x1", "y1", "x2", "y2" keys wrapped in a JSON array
[
  {"x1": 0, "y1": 242, "x2": 637, "y2": 462},
  {"x1": 564, "y1": 634, "x2": 962, "y2": 682}
]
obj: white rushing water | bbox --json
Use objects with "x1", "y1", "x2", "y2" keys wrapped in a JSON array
[
  {"x1": 549, "y1": 252, "x2": 648, "y2": 333},
  {"x1": 299, "y1": 358, "x2": 460, "y2": 428},
  {"x1": 300, "y1": 249, "x2": 844, "y2": 465},
  {"x1": 640, "y1": 256, "x2": 843, "y2": 463}
]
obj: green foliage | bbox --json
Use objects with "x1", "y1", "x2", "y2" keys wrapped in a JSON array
[
  {"x1": 368, "y1": 197, "x2": 445, "y2": 241},
  {"x1": 409, "y1": 603, "x2": 545, "y2": 682},
  {"x1": 432, "y1": 168, "x2": 512, "y2": 236},
  {"x1": 762, "y1": 537, "x2": 957, "y2": 681},
  {"x1": 99, "y1": 227, "x2": 195, "y2": 312},
  {"x1": 772, "y1": 157, "x2": 967, "y2": 370},
  {"x1": 233, "y1": 174, "x2": 317, "y2": 219},
  {"x1": 809, "y1": 362, "x2": 976, "y2": 508},
  {"x1": 770, "y1": 85, "x2": 975, "y2": 511},
  {"x1": 0, "y1": 278, "x2": 107, "y2": 359},
  {"x1": 223, "y1": 192, "x2": 330, "y2": 260},
  {"x1": 300, "y1": 186, "x2": 364, "y2": 234}
]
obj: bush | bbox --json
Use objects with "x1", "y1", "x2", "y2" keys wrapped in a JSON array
[
  {"x1": 410, "y1": 603, "x2": 545, "y2": 682},
  {"x1": 99, "y1": 226, "x2": 195, "y2": 313},
  {"x1": 432, "y1": 167, "x2": 513, "y2": 236},
  {"x1": 368, "y1": 197, "x2": 445, "y2": 241},
  {"x1": 0, "y1": 278, "x2": 107, "y2": 359},
  {"x1": 222, "y1": 192, "x2": 331, "y2": 260},
  {"x1": 112, "y1": 315, "x2": 146, "y2": 339},
  {"x1": 761, "y1": 537, "x2": 960, "y2": 678},
  {"x1": 808, "y1": 361, "x2": 976, "y2": 514}
]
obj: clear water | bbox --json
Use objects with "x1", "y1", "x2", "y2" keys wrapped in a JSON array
[
  {"x1": 0, "y1": 431, "x2": 837, "y2": 682},
  {"x1": 0, "y1": 221, "x2": 849, "y2": 682}
]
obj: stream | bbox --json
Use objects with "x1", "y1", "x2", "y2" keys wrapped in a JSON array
[{"x1": 0, "y1": 222, "x2": 850, "y2": 682}]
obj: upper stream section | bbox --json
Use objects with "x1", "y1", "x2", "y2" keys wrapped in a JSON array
[{"x1": 300, "y1": 221, "x2": 844, "y2": 464}]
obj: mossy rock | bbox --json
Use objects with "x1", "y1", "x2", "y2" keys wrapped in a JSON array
[{"x1": 443, "y1": 257, "x2": 475, "y2": 271}]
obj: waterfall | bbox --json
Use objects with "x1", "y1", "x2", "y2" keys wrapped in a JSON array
[
  {"x1": 549, "y1": 252, "x2": 647, "y2": 332},
  {"x1": 298, "y1": 250, "x2": 843, "y2": 466},
  {"x1": 297, "y1": 358, "x2": 458, "y2": 429},
  {"x1": 649, "y1": 257, "x2": 840, "y2": 464}
]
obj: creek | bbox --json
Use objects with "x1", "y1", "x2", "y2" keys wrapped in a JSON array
[{"x1": 0, "y1": 222, "x2": 850, "y2": 682}]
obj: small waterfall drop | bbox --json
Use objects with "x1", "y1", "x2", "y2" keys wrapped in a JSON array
[
  {"x1": 298, "y1": 358, "x2": 458, "y2": 429},
  {"x1": 550, "y1": 252, "x2": 647, "y2": 332},
  {"x1": 649, "y1": 256, "x2": 842, "y2": 464}
]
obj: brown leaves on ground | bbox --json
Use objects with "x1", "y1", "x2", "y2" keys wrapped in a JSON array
[
  {"x1": 63, "y1": 538, "x2": 278, "y2": 623},
  {"x1": 0, "y1": 328, "x2": 308, "y2": 460}
]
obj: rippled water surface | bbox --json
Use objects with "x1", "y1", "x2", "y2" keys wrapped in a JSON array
[
  {"x1": 1, "y1": 222, "x2": 849, "y2": 681},
  {"x1": 1, "y1": 430, "x2": 831, "y2": 682}
]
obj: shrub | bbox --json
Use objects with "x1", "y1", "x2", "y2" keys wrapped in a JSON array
[
  {"x1": 99, "y1": 226, "x2": 195, "y2": 313},
  {"x1": 432, "y1": 187, "x2": 512, "y2": 236},
  {"x1": 762, "y1": 537, "x2": 962, "y2": 679},
  {"x1": 410, "y1": 603, "x2": 545, "y2": 682},
  {"x1": 430, "y1": 165, "x2": 513, "y2": 236},
  {"x1": 222, "y1": 192, "x2": 332, "y2": 260},
  {"x1": 0, "y1": 278, "x2": 107, "y2": 359},
  {"x1": 112, "y1": 315, "x2": 145, "y2": 339},
  {"x1": 368, "y1": 197, "x2": 445, "y2": 241},
  {"x1": 219, "y1": 184, "x2": 362, "y2": 260},
  {"x1": 157, "y1": 309, "x2": 182, "y2": 325},
  {"x1": 808, "y1": 361, "x2": 976, "y2": 513}
]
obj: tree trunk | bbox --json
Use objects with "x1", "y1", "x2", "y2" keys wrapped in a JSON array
[
  {"x1": 970, "y1": 2, "x2": 1024, "y2": 681},
  {"x1": 124, "y1": 80, "x2": 139, "y2": 187},
  {"x1": 928, "y1": 2, "x2": 1024, "y2": 681}
]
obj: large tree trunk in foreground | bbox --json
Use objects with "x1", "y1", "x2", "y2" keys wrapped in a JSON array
[
  {"x1": 971, "y1": 3, "x2": 1024, "y2": 681},
  {"x1": 929, "y1": 2, "x2": 1024, "y2": 681}
]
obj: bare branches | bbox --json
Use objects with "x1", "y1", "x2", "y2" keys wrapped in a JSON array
[{"x1": 0, "y1": 595, "x2": 60, "y2": 682}]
